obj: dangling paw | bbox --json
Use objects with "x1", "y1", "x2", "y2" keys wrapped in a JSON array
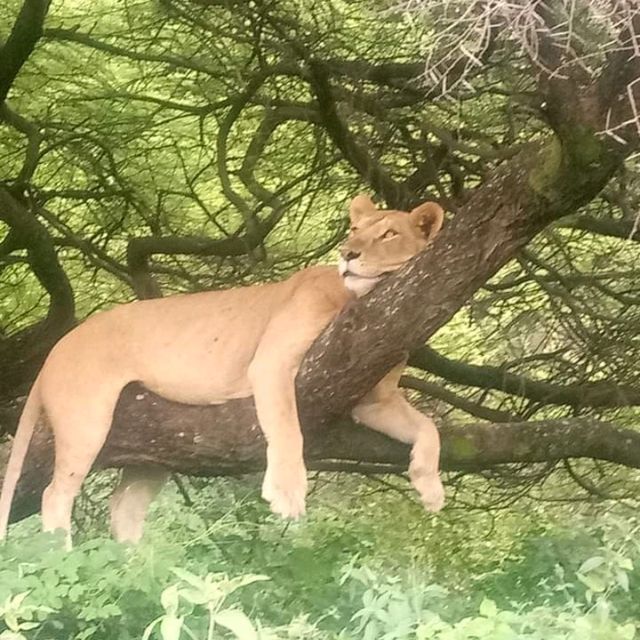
[
  {"x1": 409, "y1": 441, "x2": 445, "y2": 512},
  {"x1": 261, "y1": 459, "x2": 308, "y2": 519},
  {"x1": 409, "y1": 456, "x2": 445, "y2": 512},
  {"x1": 412, "y1": 472, "x2": 445, "y2": 512}
]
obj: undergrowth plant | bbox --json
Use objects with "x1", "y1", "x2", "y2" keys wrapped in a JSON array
[{"x1": 0, "y1": 476, "x2": 638, "y2": 639}]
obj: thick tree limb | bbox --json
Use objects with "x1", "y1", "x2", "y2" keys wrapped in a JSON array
[
  {"x1": 409, "y1": 347, "x2": 640, "y2": 409},
  {"x1": 562, "y1": 215, "x2": 640, "y2": 243},
  {"x1": 4, "y1": 382, "x2": 640, "y2": 524},
  {"x1": 0, "y1": 188, "x2": 75, "y2": 399},
  {"x1": 0, "y1": 0, "x2": 51, "y2": 104}
]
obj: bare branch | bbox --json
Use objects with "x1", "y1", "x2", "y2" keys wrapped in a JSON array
[
  {"x1": 409, "y1": 346, "x2": 640, "y2": 409},
  {"x1": 44, "y1": 27, "x2": 220, "y2": 77},
  {"x1": 400, "y1": 374, "x2": 516, "y2": 422},
  {"x1": 0, "y1": 188, "x2": 74, "y2": 330},
  {"x1": 0, "y1": 187, "x2": 74, "y2": 399},
  {"x1": 0, "y1": 0, "x2": 51, "y2": 104},
  {"x1": 127, "y1": 211, "x2": 282, "y2": 299},
  {"x1": 307, "y1": 60, "x2": 413, "y2": 208},
  {"x1": 561, "y1": 213, "x2": 640, "y2": 242}
]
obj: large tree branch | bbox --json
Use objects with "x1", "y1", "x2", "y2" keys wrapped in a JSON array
[
  {"x1": 4, "y1": 382, "x2": 640, "y2": 524},
  {"x1": 0, "y1": 188, "x2": 75, "y2": 399},
  {"x1": 408, "y1": 347, "x2": 640, "y2": 409},
  {"x1": 0, "y1": 0, "x2": 51, "y2": 104}
]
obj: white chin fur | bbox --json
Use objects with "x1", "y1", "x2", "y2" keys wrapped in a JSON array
[{"x1": 342, "y1": 274, "x2": 381, "y2": 297}]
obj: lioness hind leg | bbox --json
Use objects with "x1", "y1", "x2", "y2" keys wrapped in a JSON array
[
  {"x1": 352, "y1": 392, "x2": 445, "y2": 513},
  {"x1": 42, "y1": 392, "x2": 120, "y2": 548},
  {"x1": 109, "y1": 466, "x2": 169, "y2": 544},
  {"x1": 42, "y1": 474, "x2": 84, "y2": 550}
]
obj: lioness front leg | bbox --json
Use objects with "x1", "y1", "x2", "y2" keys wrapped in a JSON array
[
  {"x1": 248, "y1": 360, "x2": 308, "y2": 519},
  {"x1": 248, "y1": 284, "x2": 341, "y2": 519},
  {"x1": 352, "y1": 367, "x2": 445, "y2": 512}
]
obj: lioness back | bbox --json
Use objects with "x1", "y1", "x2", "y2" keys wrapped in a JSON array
[{"x1": 39, "y1": 265, "x2": 347, "y2": 406}]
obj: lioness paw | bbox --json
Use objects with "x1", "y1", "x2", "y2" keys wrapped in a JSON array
[
  {"x1": 410, "y1": 468, "x2": 445, "y2": 513},
  {"x1": 418, "y1": 478, "x2": 445, "y2": 512},
  {"x1": 261, "y1": 461, "x2": 308, "y2": 519}
]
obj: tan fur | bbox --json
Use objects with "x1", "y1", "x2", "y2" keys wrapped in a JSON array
[{"x1": 0, "y1": 195, "x2": 445, "y2": 546}]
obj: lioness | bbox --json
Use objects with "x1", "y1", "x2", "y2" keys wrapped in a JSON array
[{"x1": 0, "y1": 194, "x2": 445, "y2": 546}]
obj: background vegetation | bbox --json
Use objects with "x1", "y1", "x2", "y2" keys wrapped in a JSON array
[{"x1": 1, "y1": 0, "x2": 640, "y2": 637}]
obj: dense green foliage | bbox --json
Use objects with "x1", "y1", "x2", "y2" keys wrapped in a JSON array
[{"x1": 1, "y1": 476, "x2": 639, "y2": 639}]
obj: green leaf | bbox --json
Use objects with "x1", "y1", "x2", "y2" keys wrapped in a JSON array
[
  {"x1": 161, "y1": 585, "x2": 180, "y2": 615},
  {"x1": 222, "y1": 574, "x2": 270, "y2": 597},
  {"x1": 577, "y1": 573, "x2": 606, "y2": 593},
  {"x1": 142, "y1": 618, "x2": 161, "y2": 640},
  {"x1": 479, "y1": 598, "x2": 498, "y2": 618},
  {"x1": 213, "y1": 609, "x2": 257, "y2": 640},
  {"x1": 176, "y1": 587, "x2": 209, "y2": 606},
  {"x1": 615, "y1": 570, "x2": 630, "y2": 592},
  {"x1": 4, "y1": 612, "x2": 19, "y2": 632},
  {"x1": 160, "y1": 615, "x2": 184, "y2": 640},
  {"x1": 8, "y1": 593, "x2": 29, "y2": 611},
  {"x1": 0, "y1": 632, "x2": 27, "y2": 640},
  {"x1": 578, "y1": 556, "x2": 605, "y2": 574},
  {"x1": 170, "y1": 568, "x2": 208, "y2": 591}
]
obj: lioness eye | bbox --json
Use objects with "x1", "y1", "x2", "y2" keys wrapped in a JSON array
[{"x1": 382, "y1": 229, "x2": 398, "y2": 240}]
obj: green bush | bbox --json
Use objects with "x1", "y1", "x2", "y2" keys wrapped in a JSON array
[{"x1": 0, "y1": 476, "x2": 638, "y2": 639}]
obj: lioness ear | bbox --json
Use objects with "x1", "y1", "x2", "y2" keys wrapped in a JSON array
[
  {"x1": 409, "y1": 201, "x2": 444, "y2": 242},
  {"x1": 349, "y1": 194, "x2": 377, "y2": 224}
]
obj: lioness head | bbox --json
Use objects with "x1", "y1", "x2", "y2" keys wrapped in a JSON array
[{"x1": 338, "y1": 194, "x2": 444, "y2": 296}]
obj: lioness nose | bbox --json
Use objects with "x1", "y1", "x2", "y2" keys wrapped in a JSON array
[{"x1": 341, "y1": 249, "x2": 361, "y2": 261}]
